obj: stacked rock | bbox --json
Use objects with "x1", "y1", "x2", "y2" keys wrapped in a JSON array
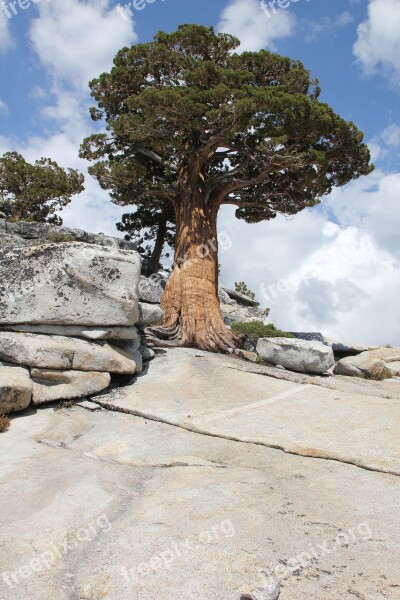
[{"x1": 0, "y1": 236, "x2": 163, "y2": 414}]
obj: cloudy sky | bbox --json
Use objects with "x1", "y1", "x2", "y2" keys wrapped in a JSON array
[{"x1": 1, "y1": 0, "x2": 399, "y2": 345}]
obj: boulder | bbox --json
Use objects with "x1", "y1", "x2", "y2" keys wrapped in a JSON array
[
  {"x1": 0, "y1": 242, "x2": 140, "y2": 326},
  {"x1": 220, "y1": 286, "x2": 260, "y2": 307},
  {"x1": 139, "y1": 345, "x2": 155, "y2": 362},
  {"x1": 0, "y1": 324, "x2": 139, "y2": 341},
  {"x1": 334, "y1": 347, "x2": 400, "y2": 379},
  {"x1": 324, "y1": 336, "x2": 379, "y2": 358},
  {"x1": 0, "y1": 365, "x2": 32, "y2": 413},
  {"x1": 133, "y1": 350, "x2": 143, "y2": 374},
  {"x1": 218, "y1": 287, "x2": 235, "y2": 305},
  {"x1": 256, "y1": 337, "x2": 335, "y2": 374},
  {"x1": 138, "y1": 275, "x2": 165, "y2": 304},
  {"x1": 138, "y1": 303, "x2": 163, "y2": 327},
  {"x1": 31, "y1": 369, "x2": 111, "y2": 404},
  {"x1": 0, "y1": 332, "x2": 137, "y2": 374}
]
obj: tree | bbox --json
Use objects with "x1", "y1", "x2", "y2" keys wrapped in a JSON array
[
  {"x1": 0, "y1": 151, "x2": 84, "y2": 225},
  {"x1": 80, "y1": 24, "x2": 373, "y2": 352},
  {"x1": 235, "y1": 281, "x2": 256, "y2": 300},
  {"x1": 116, "y1": 203, "x2": 175, "y2": 274}
]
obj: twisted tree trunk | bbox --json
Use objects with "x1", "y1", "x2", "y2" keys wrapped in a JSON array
[{"x1": 159, "y1": 190, "x2": 238, "y2": 352}]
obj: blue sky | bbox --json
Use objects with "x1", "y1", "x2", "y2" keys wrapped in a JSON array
[{"x1": 1, "y1": 0, "x2": 399, "y2": 345}]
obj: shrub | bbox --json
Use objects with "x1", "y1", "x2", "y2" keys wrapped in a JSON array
[
  {"x1": 231, "y1": 320, "x2": 295, "y2": 342},
  {"x1": 47, "y1": 232, "x2": 75, "y2": 243},
  {"x1": 235, "y1": 281, "x2": 256, "y2": 300}
]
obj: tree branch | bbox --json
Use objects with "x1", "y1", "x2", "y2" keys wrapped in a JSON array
[{"x1": 137, "y1": 148, "x2": 179, "y2": 173}]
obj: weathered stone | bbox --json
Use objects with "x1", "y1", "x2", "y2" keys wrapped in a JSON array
[
  {"x1": 220, "y1": 285, "x2": 259, "y2": 307},
  {"x1": 0, "y1": 332, "x2": 137, "y2": 374},
  {"x1": 334, "y1": 347, "x2": 400, "y2": 379},
  {"x1": 0, "y1": 218, "x2": 136, "y2": 250},
  {"x1": 234, "y1": 349, "x2": 258, "y2": 363},
  {"x1": 0, "y1": 324, "x2": 140, "y2": 341},
  {"x1": 289, "y1": 332, "x2": 325, "y2": 344},
  {"x1": 138, "y1": 302, "x2": 163, "y2": 326},
  {"x1": 138, "y1": 275, "x2": 165, "y2": 304},
  {"x1": 132, "y1": 350, "x2": 143, "y2": 374},
  {"x1": 241, "y1": 580, "x2": 281, "y2": 600},
  {"x1": 31, "y1": 369, "x2": 111, "y2": 404},
  {"x1": 139, "y1": 345, "x2": 155, "y2": 362},
  {"x1": 256, "y1": 337, "x2": 335, "y2": 374},
  {"x1": 325, "y1": 336, "x2": 379, "y2": 358},
  {"x1": 221, "y1": 303, "x2": 270, "y2": 326},
  {"x1": 0, "y1": 242, "x2": 140, "y2": 326},
  {"x1": 218, "y1": 287, "x2": 235, "y2": 305},
  {"x1": 0, "y1": 365, "x2": 32, "y2": 413}
]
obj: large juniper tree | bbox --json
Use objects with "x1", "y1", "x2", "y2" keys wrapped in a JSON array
[
  {"x1": 0, "y1": 152, "x2": 84, "y2": 224},
  {"x1": 80, "y1": 24, "x2": 373, "y2": 352}
]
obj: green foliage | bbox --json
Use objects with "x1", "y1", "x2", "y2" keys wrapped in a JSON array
[
  {"x1": 81, "y1": 24, "x2": 373, "y2": 219},
  {"x1": 0, "y1": 415, "x2": 10, "y2": 433},
  {"x1": 0, "y1": 152, "x2": 84, "y2": 224},
  {"x1": 117, "y1": 204, "x2": 175, "y2": 259},
  {"x1": 235, "y1": 281, "x2": 256, "y2": 299},
  {"x1": 231, "y1": 320, "x2": 295, "y2": 341},
  {"x1": 47, "y1": 233, "x2": 75, "y2": 243}
]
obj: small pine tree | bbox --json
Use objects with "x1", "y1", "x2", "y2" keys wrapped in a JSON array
[{"x1": 235, "y1": 281, "x2": 256, "y2": 300}]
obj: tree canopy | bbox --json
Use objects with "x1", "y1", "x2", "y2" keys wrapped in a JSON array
[
  {"x1": 81, "y1": 24, "x2": 373, "y2": 221},
  {"x1": 0, "y1": 151, "x2": 84, "y2": 224}
]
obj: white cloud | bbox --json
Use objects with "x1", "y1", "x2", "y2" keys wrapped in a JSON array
[
  {"x1": 218, "y1": 0, "x2": 295, "y2": 52},
  {"x1": 303, "y1": 11, "x2": 354, "y2": 42},
  {"x1": 354, "y1": 0, "x2": 400, "y2": 86},
  {"x1": 30, "y1": 0, "x2": 136, "y2": 89},
  {"x1": 382, "y1": 124, "x2": 400, "y2": 146},
  {"x1": 218, "y1": 168, "x2": 400, "y2": 347},
  {"x1": 0, "y1": 11, "x2": 12, "y2": 53}
]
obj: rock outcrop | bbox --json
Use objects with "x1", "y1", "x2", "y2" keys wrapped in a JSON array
[
  {"x1": 0, "y1": 242, "x2": 140, "y2": 326},
  {"x1": 257, "y1": 337, "x2": 335, "y2": 374},
  {"x1": 219, "y1": 286, "x2": 270, "y2": 326},
  {"x1": 0, "y1": 227, "x2": 162, "y2": 413},
  {"x1": 334, "y1": 347, "x2": 400, "y2": 379}
]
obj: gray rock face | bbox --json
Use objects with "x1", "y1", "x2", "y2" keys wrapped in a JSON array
[
  {"x1": 0, "y1": 365, "x2": 32, "y2": 413},
  {"x1": 138, "y1": 275, "x2": 165, "y2": 304},
  {"x1": 257, "y1": 337, "x2": 335, "y2": 374},
  {"x1": 334, "y1": 347, "x2": 400, "y2": 379},
  {"x1": 0, "y1": 332, "x2": 138, "y2": 374},
  {"x1": 0, "y1": 324, "x2": 139, "y2": 341},
  {"x1": 241, "y1": 580, "x2": 281, "y2": 600},
  {"x1": 138, "y1": 302, "x2": 163, "y2": 327},
  {"x1": 289, "y1": 332, "x2": 325, "y2": 344},
  {"x1": 220, "y1": 286, "x2": 260, "y2": 307},
  {"x1": 31, "y1": 369, "x2": 111, "y2": 404},
  {"x1": 221, "y1": 302, "x2": 270, "y2": 326},
  {"x1": 218, "y1": 287, "x2": 235, "y2": 305},
  {"x1": 0, "y1": 242, "x2": 140, "y2": 326},
  {"x1": 0, "y1": 218, "x2": 136, "y2": 251}
]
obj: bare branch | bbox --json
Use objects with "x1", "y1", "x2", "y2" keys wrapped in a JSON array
[{"x1": 137, "y1": 148, "x2": 179, "y2": 173}]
